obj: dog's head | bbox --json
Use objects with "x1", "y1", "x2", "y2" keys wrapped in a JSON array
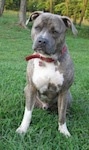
[{"x1": 26, "y1": 11, "x2": 77, "y2": 56}]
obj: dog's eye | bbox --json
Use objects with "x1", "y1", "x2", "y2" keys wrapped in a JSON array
[
  {"x1": 51, "y1": 29, "x2": 59, "y2": 35},
  {"x1": 35, "y1": 26, "x2": 41, "y2": 31}
]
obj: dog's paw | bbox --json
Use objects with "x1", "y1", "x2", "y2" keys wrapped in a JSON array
[
  {"x1": 58, "y1": 122, "x2": 71, "y2": 137},
  {"x1": 16, "y1": 126, "x2": 26, "y2": 134}
]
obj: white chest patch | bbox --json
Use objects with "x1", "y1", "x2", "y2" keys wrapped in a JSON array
[{"x1": 32, "y1": 59, "x2": 64, "y2": 93}]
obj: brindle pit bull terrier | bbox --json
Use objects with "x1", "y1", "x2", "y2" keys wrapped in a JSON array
[{"x1": 16, "y1": 11, "x2": 77, "y2": 137}]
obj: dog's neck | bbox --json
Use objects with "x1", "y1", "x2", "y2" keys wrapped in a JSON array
[
  {"x1": 61, "y1": 45, "x2": 67, "y2": 55},
  {"x1": 26, "y1": 45, "x2": 67, "y2": 63}
]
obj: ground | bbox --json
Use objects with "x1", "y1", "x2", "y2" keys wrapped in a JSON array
[{"x1": 0, "y1": 11, "x2": 89, "y2": 150}]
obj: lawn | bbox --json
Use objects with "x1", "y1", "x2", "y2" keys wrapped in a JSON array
[{"x1": 0, "y1": 11, "x2": 89, "y2": 150}]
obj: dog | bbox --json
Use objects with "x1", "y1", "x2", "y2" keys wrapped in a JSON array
[{"x1": 16, "y1": 11, "x2": 77, "y2": 137}]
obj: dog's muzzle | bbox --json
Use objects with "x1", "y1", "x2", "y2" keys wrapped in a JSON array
[{"x1": 33, "y1": 36, "x2": 55, "y2": 55}]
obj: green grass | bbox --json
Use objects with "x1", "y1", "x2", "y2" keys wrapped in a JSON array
[{"x1": 0, "y1": 11, "x2": 89, "y2": 150}]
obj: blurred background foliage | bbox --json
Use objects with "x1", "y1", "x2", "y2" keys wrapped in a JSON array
[
  {"x1": 0, "y1": 0, "x2": 88, "y2": 27},
  {"x1": 4, "y1": 0, "x2": 89, "y2": 24}
]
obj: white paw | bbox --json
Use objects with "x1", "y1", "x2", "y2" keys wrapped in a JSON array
[
  {"x1": 16, "y1": 126, "x2": 27, "y2": 134},
  {"x1": 16, "y1": 107, "x2": 32, "y2": 134},
  {"x1": 58, "y1": 122, "x2": 71, "y2": 137}
]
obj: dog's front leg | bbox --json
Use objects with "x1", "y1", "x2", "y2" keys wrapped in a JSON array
[
  {"x1": 16, "y1": 84, "x2": 36, "y2": 134},
  {"x1": 58, "y1": 91, "x2": 71, "y2": 137}
]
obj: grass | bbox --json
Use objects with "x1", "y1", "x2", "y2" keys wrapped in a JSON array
[{"x1": 0, "y1": 11, "x2": 89, "y2": 150}]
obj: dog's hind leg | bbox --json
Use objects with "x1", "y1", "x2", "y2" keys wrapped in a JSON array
[
  {"x1": 35, "y1": 95, "x2": 49, "y2": 110},
  {"x1": 67, "y1": 90, "x2": 72, "y2": 108},
  {"x1": 16, "y1": 84, "x2": 36, "y2": 134}
]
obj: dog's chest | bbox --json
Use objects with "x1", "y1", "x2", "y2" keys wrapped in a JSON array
[{"x1": 32, "y1": 59, "x2": 64, "y2": 93}]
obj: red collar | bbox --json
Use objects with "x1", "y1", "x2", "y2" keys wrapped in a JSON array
[
  {"x1": 25, "y1": 45, "x2": 67, "y2": 63},
  {"x1": 26, "y1": 53, "x2": 54, "y2": 62}
]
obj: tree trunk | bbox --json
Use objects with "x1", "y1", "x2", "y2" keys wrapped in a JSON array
[
  {"x1": 0, "y1": 0, "x2": 5, "y2": 16},
  {"x1": 73, "y1": 15, "x2": 77, "y2": 25},
  {"x1": 65, "y1": 0, "x2": 69, "y2": 16},
  {"x1": 73, "y1": 11, "x2": 77, "y2": 24},
  {"x1": 50, "y1": 0, "x2": 53, "y2": 13},
  {"x1": 78, "y1": 0, "x2": 88, "y2": 26},
  {"x1": 19, "y1": 0, "x2": 26, "y2": 28}
]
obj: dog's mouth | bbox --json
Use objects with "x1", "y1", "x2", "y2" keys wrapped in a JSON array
[
  {"x1": 34, "y1": 47, "x2": 43, "y2": 52},
  {"x1": 33, "y1": 46, "x2": 56, "y2": 56},
  {"x1": 34, "y1": 47, "x2": 50, "y2": 55}
]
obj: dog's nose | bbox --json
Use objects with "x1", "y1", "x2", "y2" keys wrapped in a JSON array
[{"x1": 38, "y1": 37, "x2": 48, "y2": 45}]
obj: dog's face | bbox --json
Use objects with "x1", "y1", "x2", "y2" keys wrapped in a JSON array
[
  {"x1": 31, "y1": 13, "x2": 66, "y2": 55},
  {"x1": 27, "y1": 12, "x2": 77, "y2": 55}
]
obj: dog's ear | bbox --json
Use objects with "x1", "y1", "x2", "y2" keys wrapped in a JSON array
[
  {"x1": 26, "y1": 11, "x2": 43, "y2": 25},
  {"x1": 61, "y1": 16, "x2": 78, "y2": 35}
]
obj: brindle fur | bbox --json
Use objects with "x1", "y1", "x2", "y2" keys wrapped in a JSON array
[{"x1": 16, "y1": 12, "x2": 77, "y2": 137}]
